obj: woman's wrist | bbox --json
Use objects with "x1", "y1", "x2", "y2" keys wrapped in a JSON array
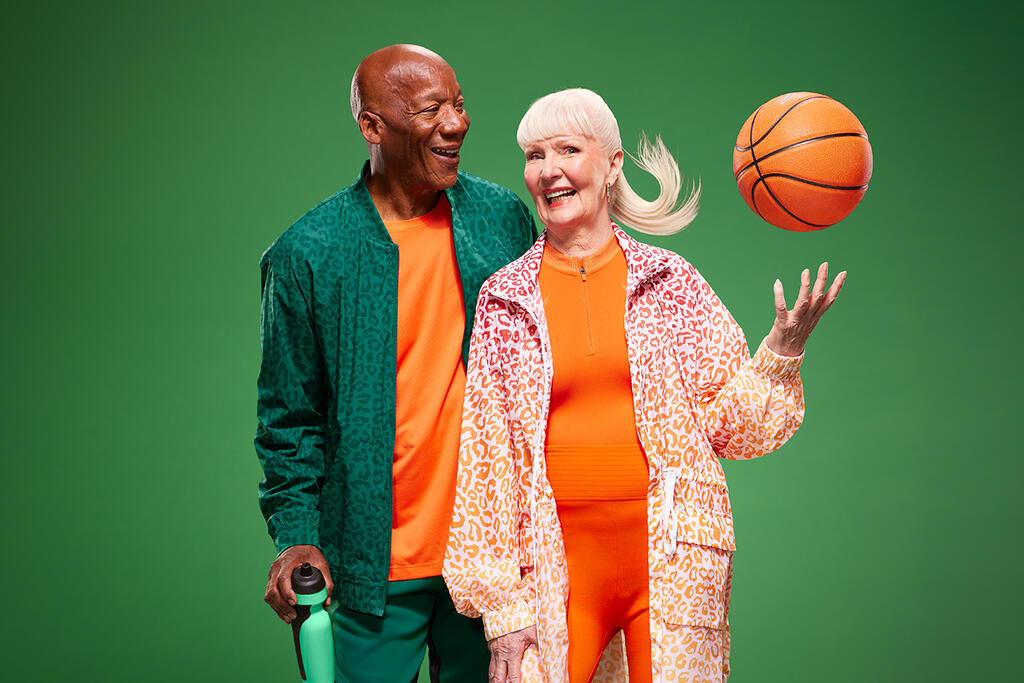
[{"x1": 765, "y1": 327, "x2": 803, "y2": 357}]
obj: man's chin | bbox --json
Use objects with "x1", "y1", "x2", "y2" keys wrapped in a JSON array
[{"x1": 430, "y1": 168, "x2": 460, "y2": 191}]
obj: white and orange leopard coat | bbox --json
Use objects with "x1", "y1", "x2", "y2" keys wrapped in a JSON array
[{"x1": 443, "y1": 226, "x2": 805, "y2": 683}]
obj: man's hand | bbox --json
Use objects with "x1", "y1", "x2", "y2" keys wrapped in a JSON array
[
  {"x1": 488, "y1": 625, "x2": 538, "y2": 683},
  {"x1": 264, "y1": 544, "x2": 334, "y2": 623},
  {"x1": 765, "y1": 262, "x2": 846, "y2": 357}
]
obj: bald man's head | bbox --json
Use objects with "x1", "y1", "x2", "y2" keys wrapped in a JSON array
[
  {"x1": 350, "y1": 44, "x2": 470, "y2": 193},
  {"x1": 350, "y1": 44, "x2": 450, "y2": 121}
]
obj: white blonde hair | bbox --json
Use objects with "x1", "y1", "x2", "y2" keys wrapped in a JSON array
[{"x1": 516, "y1": 88, "x2": 700, "y2": 236}]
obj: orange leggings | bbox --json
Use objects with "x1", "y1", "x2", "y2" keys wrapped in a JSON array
[{"x1": 548, "y1": 445, "x2": 652, "y2": 683}]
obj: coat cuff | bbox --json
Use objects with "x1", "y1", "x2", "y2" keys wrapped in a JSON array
[
  {"x1": 267, "y1": 511, "x2": 321, "y2": 554},
  {"x1": 482, "y1": 598, "x2": 535, "y2": 641},
  {"x1": 752, "y1": 338, "x2": 803, "y2": 381}
]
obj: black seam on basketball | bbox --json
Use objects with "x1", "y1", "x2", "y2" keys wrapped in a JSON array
[
  {"x1": 735, "y1": 164, "x2": 755, "y2": 183},
  {"x1": 733, "y1": 133, "x2": 868, "y2": 179},
  {"x1": 751, "y1": 175, "x2": 828, "y2": 227},
  {"x1": 748, "y1": 106, "x2": 817, "y2": 227},
  {"x1": 734, "y1": 95, "x2": 830, "y2": 152},
  {"x1": 758, "y1": 172, "x2": 868, "y2": 191},
  {"x1": 748, "y1": 106, "x2": 767, "y2": 220}
]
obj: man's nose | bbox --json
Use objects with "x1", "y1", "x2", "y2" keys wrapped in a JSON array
[{"x1": 438, "y1": 105, "x2": 469, "y2": 136}]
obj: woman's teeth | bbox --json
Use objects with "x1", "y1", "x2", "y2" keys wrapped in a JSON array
[{"x1": 545, "y1": 190, "x2": 576, "y2": 204}]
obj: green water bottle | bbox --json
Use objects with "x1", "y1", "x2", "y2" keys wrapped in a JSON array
[{"x1": 290, "y1": 562, "x2": 334, "y2": 683}]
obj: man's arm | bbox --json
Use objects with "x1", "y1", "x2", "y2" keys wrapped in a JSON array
[
  {"x1": 515, "y1": 195, "x2": 539, "y2": 252},
  {"x1": 255, "y1": 253, "x2": 334, "y2": 620}
]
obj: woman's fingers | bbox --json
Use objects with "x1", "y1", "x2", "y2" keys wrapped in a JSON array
[
  {"x1": 794, "y1": 268, "x2": 811, "y2": 315},
  {"x1": 813, "y1": 270, "x2": 846, "y2": 321},
  {"x1": 773, "y1": 279, "x2": 788, "y2": 321},
  {"x1": 506, "y1": 648, "x2": 524, "y2": 683},
  {"x1": 489, "y1": 655, "x2": 506, "y2": 683},
  {"x1": 771, "y1": 264, "x2": 846, "y2": 353},
  {"x1": 809, "y1": 262, "x2": 829, "y2": 312}
]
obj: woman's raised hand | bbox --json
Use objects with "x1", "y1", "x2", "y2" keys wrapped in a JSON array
[{"x1": 764, "y1": 262, "x2": 846, "y2": 357}]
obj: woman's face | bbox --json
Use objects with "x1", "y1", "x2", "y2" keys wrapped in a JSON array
[{"x1": 523, "y1": 133, "x2": 622, "y2": 233}]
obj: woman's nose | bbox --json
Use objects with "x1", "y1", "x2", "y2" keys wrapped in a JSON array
[{"x1": 540, "y1": 157, "x2": 562, "y2": 180}]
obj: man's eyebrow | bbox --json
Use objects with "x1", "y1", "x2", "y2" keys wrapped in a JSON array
[{"x1": 411, "y1": 89, "x2": 463, "y2": 105}]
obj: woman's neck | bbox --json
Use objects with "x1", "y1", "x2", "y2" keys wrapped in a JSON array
[{"x1": 545, "y1": 219, "x2": 614, "y2": 257}]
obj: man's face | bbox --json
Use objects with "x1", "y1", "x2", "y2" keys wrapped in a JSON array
[{"x1": 375, "y1": 60, "x2": 470, "y2": 192}]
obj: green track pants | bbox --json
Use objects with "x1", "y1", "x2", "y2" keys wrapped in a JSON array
[{"x1": 331, "y1": 575, "x2": 489, "y2": 683}]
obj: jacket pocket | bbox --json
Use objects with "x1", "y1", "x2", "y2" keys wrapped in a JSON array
[
  {"x1": 674, "y1": 479, "x2": 735, "y2": 552},
  {"x1": 662, "y1": 542, "x2": 732, "y2": 629}
]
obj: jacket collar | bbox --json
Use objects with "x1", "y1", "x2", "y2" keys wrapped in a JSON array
[
  {"x1": 342, "y1": 160, "x2": 469, "y2": 245},
  {"x1": 614, "y1": 224, "x2": 675, "y2": 296},
  {"x1": 487, "y1": 223, "x2": 674, "y2": 314}
]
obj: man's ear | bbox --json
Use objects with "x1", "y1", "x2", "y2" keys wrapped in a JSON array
[{"x1": 358, "y1": 111, "x2": 384, "y2": 145}]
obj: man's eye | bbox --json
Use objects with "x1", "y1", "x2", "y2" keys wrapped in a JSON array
[
  {"x1": 455, "y1": 101, "x2": 465, "y2": 111},
  {"x1": 565, "y1": 147, "x2": 579, "y2": 154}
]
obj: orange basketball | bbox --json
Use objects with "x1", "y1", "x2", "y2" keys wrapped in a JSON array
[{"x1": 733, "y1": 92, "x2": 872, "y2": 231}]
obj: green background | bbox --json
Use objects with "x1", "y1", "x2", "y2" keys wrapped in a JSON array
[{"x1": 1, "y1": 0, "x2": 1019, "y2": 681}]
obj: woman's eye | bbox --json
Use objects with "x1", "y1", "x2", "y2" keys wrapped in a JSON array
[{"x1": 565, "y1": 146, "x2": 579, "y2": 154}]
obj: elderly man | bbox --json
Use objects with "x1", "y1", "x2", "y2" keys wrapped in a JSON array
[{"x1": 256, "y1": 44, "x2": 536, "y2": 682}]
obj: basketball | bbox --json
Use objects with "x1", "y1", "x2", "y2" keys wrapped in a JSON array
[{"x1": 733, "y1": 92, "x2": 872, "y2": 231}]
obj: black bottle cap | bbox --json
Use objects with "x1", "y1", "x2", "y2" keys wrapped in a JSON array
[{"x1": 290, "y1": 562, "x2": 326, "y2": 594}]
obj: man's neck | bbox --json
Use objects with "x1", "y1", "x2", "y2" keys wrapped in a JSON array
[{"x1": 365, "y1": 171, "x2": 443, "y2": 222}]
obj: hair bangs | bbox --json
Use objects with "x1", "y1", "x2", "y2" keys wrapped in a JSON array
[{"x1": 516, "y1": 90, "x2": 604, "y2": 150}]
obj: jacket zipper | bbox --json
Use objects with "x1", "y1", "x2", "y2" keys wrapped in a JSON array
[
  {"x1": 661, "y1": 466, "x2": 681, "y2": 558},
  {"x1": 579, "y1": 263, "x2": 595, "y2": 354}
]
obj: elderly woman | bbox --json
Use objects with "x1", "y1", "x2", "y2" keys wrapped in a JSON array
[{"x1": 443, "y1": 89, "x2": 844, "y2": 683}]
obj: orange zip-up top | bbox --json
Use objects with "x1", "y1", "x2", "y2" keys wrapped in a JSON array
[
  {"x1": 382, "y1": 194, "x2": 466, "y2": 580},
  {"x1": 539, "y1": 235, "x2": 648, "y2": 502}
]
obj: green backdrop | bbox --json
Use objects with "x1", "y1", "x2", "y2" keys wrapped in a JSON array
[{"x1": 2, "y1": 1, "x2": 1019, "y2": 681}]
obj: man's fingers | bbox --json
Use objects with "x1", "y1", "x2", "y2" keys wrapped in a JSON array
[
  {"x1": 264, "y1": 581, "x2": 278, "y2": 608},
  {"x1": 773, "y1": 279, "x2": 788, "y2": 320},
  {"x1": 274, "y1": 571, "x2": 297, "y2": 621},
  {"x1": 316, "y1": 562, "x2": 334, "y2": 608},
  {"x1": 277, "y1": 568, "x2": 297, "y2": 607},
  {"x1": 265, "y1": 584, "x2": 295, "y2": 622}
]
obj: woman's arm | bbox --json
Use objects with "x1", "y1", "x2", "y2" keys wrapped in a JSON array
[
  {"x1": 443, "y1": 292, "x2": 536, "y2": 640},
  {"x1": 684, "y1": 263, "x2": 814, "y2": 460}
]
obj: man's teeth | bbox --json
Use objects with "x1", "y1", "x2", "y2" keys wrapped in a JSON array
[
  {"x1": 545, "y1": 190, "x2": 576, "y2": 204},
  {"x1": 432, "y1": 148, "x2": 459, "y2": 158}
]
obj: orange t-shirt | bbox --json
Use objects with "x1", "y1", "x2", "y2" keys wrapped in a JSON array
[
  {"x1": 539, "y1": 236, "x2": 648, "y2": 501},
  {"x1": 382, "y1": 195, "x2": 466, "y2": 580}
]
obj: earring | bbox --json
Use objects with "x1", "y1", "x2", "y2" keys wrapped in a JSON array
[{"x1": 605, "y1": 184, "x2": 611, "y2": 202}]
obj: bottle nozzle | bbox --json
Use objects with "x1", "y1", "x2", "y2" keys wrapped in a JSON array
[{"x1": 291, "y1": 562, "x2": 327, "y2": 594}]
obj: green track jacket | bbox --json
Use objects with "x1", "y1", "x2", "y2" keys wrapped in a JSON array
[{"x1": 256, "y1": 163, "x2": 537, "y2": 616}]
